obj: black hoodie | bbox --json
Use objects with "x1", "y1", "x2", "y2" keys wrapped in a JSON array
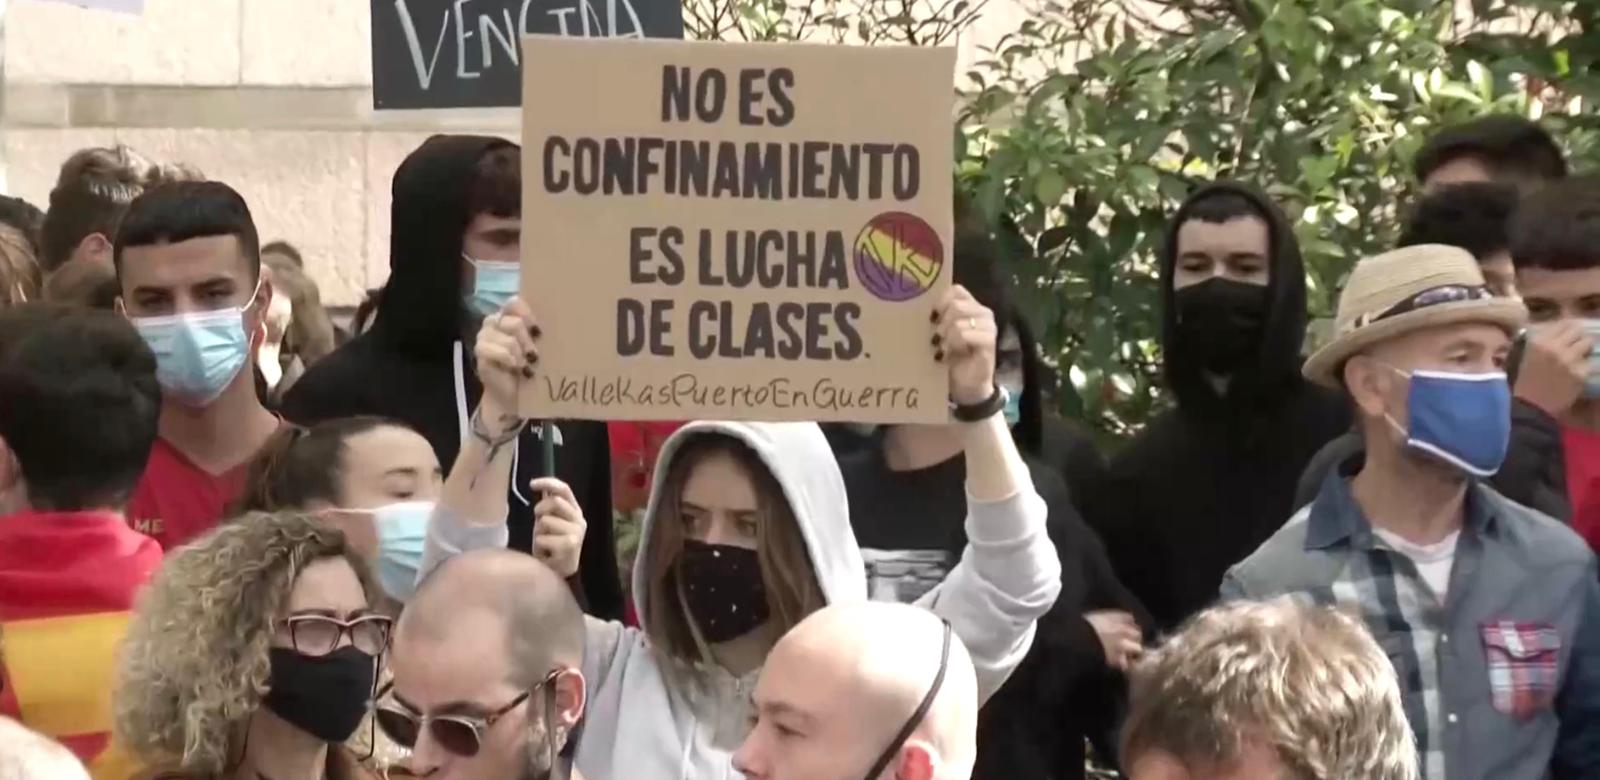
[
  {"x1": 280, "y1": 135, "x2": 622, "y2": 619},
  {"x1": 1081, "y1": 182, "x2": 1350, "y2": 632}
]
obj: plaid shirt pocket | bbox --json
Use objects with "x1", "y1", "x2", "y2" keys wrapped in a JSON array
[{"x1": 1479, "y1": 621, "x2": 1561, "y2": 720}]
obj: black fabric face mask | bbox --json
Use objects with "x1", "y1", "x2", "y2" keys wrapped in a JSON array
[
  {"x1": 676, "y1": 540, "x2": 771, "y2": 644},
  {"x1": 262, "y1": 645, "x2": 376, "y2": 744},
  {"x1": 1175, "y1": 277, "x2": 1270, "y2": 373}
]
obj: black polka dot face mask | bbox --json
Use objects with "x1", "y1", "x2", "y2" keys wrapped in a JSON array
[{"x1": 675, "y1": 539, "x2": 772, "y2": 644}]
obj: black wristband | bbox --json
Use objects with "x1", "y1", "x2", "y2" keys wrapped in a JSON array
[{"x1": 950, "y1": 384, "x2": 1007, "y2": 422}]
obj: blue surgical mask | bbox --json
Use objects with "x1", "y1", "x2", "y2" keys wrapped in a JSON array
[
  {"x1": 1384, "y1": 367, "x2": 1511, "y2": 477},
  {"x1": 999, "y1": 380, "x2": 1023, "y2": 426},
  {"x1": 371, "y1": 501, "x2": 432, "y2": 602},
  {"x1": 464, "y1": 254, "x2": 519, "y2": 317},
  {"x1": 130, "y1": 288, "x2": 258, "y2": 407}
]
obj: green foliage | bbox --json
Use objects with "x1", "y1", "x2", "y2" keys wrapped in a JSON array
[{"x1": 683, "y1": 0, "x2": 1600, "y2": 437}]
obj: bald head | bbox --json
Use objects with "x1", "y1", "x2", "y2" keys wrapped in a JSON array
[
  {"x1": 735, "y1": 602, "x2": 978, "y2": 780},
  {"x1": 0, "y1": 717, "x2": 90, "y2": 780},
  {"x1": 393, "y1": 551, "x2": 589, "y2": 779},
  {"x1": 402, "y1": 549, "x2": 584, "y2": 684}
]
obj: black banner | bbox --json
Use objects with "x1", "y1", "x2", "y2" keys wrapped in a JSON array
[{"x1": 371, "y1": 0, "x2": 685, "y2": 110}]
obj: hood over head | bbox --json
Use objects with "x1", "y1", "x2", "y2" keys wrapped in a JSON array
[
  {"x1": 371, "y1": 134, "x2": 516, "y2": 357},
  {"x1": 1160, "y1": 181, "x2": 1308, "y2": 411},
  {"x1": 631, "y1": 421, "x2": 866, "y2": 634}
]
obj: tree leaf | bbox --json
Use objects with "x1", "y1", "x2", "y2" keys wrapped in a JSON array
[{"x1": 1033, "y1": 169, "x2": 1068, "y2": 206}]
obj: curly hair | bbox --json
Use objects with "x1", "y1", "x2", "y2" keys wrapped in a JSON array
[
  {"x1": 1123, "y1": 597, "x2": 1418, "y2": 780},
  {"x1": 113, "y1": 512, "x2": 378, "y2": 774}
]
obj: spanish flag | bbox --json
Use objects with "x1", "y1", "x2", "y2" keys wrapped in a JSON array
[{"x1": 0, "y1": 510, "x2": 162, "y2": 780}]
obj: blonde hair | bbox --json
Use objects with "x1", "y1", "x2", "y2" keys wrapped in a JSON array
[
  {"x1": 113, "y1": 512, "x2": 376, "y2": 774},
  {"x1": 643, "y1": 434, "x2": 826, "y2": 662},
  {"x1": 1123, "y1": 598, "x2": 1419, "y2": 780},
  {"x1": 0, "y1": 225, "x2": 40, "y2": 306},
  {"x1": 261, "y1": 252, "x2": 336, "y2": 364}
]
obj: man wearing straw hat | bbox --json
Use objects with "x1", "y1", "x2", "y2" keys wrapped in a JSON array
[{"x1": 1222, "y1": 244, "x2": 1600, "y2": 780}]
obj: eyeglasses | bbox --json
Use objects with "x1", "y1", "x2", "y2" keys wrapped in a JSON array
[
  {"x1": 1350, "y1": 284, "x2": 1495, "y2": 331},
  {"x1": 280, "y1": 614, "x2": 393, "y2": 656},
  {"x1": 375, "y1": 671, "x2": 560, "y2": 758}
]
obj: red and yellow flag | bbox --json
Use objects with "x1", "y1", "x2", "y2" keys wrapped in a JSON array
[{"x1": 0, "y1": 510, "x2": 162, "y2": 780}]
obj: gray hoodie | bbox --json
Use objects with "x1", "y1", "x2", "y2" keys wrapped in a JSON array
[{"x1": 422, "y1": 420, "x2": 1060, "y2": 780}]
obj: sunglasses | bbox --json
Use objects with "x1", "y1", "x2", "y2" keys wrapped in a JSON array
[
  {"x1": 280, "y1": 614, "x2": 393, "y2": 657},
  {"x1": 1350, "y1": 284, "x2": 1495, "y2": 331},
  {"x1": 375, "y1": 671, "x2": 560, "y2": 758}
]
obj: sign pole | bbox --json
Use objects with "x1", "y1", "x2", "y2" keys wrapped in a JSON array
[{"x1": 0, "y1": 0, "x2": 10, "y2": 195}]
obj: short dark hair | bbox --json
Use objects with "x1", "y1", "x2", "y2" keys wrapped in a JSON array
[
  {"x1": 113, "y1": 181, "x2": 261, "y2": 279},
  {"x1": 261, "y1": 240, "x2": 303, "y2": 269},
  {"x1": 235, "y1": 416, "x2": 402, "y2": 513},
  {"x1": 0, "y1": 304, "x2": 159, "y2": 510},
  {"x1": 1182, "y1": 191, "x2": 1266, "y2": 225},
  {"x1": 1398, "y1": 182, "x2": 1518, "y2": 261},
  {"x1": 1510, "y1": 176, "x2": 1600, "y2": 272},
  {"x1": 0, "y1": 195, "x2": 46, "y2": 258},
  {"x1": 1414, "y1": 115, "x2": 1567, "y2": 186},
  {"x1": 466, "y1": 145, "x2": 520, "y2": 219},
  {"x1": 39, "y1": 146, "x2": 157, "y2": 272}
]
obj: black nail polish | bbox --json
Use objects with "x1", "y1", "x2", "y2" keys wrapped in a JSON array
[
  {"x1": 525, "y1": 352, "x2": 537, "y2": 363},
  {"x1": 930, "y1": 309, "x2": 940, "y2": 323},
  {"x1": 522, "y1": 366, "x2": 534, "y2": 378},
  {"x1": 931, "y1": 334, "x2": 942, "y2": 346},
  {"x1": 934, "y1": 349, "x2": 944, "y2": 361},
  {"x1": 529, "y1": 325, "x2": 542, "y2": 338}
]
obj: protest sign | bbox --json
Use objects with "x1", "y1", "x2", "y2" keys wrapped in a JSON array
[
  {"x1": 371, "y1": 0, "x2": 683, "y2": 109},
  {"x1": 34, "y1": 0, "x2": 143, "y2": 12},
  {"x1": 520, "y1": 37, "x2": 956, "y2": 423}
]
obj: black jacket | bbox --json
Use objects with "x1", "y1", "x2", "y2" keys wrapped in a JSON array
[
  {"x1": 841, "y1": 450, "x2": 1149, "y2": 780},
  {"x1": 280, "y1": 135, "x2": 622, "y2": 619},
  {"x1": 1294, "y1": 398, "x2": 1571, "y2": 520},
  {"x1": 1082, "y1": 182, "x2": 1351, "y2": 633}
]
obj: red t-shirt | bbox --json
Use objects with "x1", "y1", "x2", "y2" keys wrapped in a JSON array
[
  {"x1": 125, "y1": 438, "x2": 252, "y2": 551},
  {"x1": 1561, "y1": 425, "x2": 1600, "y2": 555}
]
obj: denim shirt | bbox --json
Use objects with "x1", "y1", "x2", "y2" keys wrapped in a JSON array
[{"x1": 1221, "y1": 473, "x2": 1600, "y2": 780}]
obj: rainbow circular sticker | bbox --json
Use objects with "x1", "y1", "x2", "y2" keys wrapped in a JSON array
[{"x1": 853, "y1": 212, "x2": 943, "y2": 302}]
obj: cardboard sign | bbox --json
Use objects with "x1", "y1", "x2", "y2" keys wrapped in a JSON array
[
  {"x1": 519, "y1": 38, "x2": 955, "y2": 423},
  {"x1": 34, "y1": 0, "x2": 144, "y2": 12},
  {"x1": 371, "y1": 0, "x2": 684, "y2": 109}
]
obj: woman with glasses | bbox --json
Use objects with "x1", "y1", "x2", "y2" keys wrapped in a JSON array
[{"x1": 113, "y1": 512, "x2": 391, "y2": 780}]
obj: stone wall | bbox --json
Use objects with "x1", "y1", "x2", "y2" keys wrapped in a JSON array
[{"x1": 4, "y1": 0, "x2": 1024, "y2": 304}]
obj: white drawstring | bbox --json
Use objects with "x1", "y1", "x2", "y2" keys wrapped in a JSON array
[
  {"x1": 452, "y1": 340, "x2": 470, "y2": 442},
  {"x1": 455, "y1": 340, "x2": 532, "y2": 507}
]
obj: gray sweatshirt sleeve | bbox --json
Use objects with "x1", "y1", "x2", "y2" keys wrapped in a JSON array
[
  {"x1": 416, "y1": 504, "x2": 511, "y2": 588},
  {"x1": 915, "y1": 486, "x2": 1061, "y2": 703}
]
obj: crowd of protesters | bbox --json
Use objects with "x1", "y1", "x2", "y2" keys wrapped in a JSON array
[{"x1": 0, "y1": 112, "x2": 1594, "y2": 780}]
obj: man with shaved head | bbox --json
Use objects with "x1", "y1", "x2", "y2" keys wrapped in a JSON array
[
  {"x1": 383, "y1": 549, "x2": 589, "y2": 780},
  {"x1": 734, "y1": 601, "x2": 979, "y2": 780}
]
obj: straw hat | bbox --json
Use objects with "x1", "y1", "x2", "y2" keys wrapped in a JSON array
[{"x1": 1303, "y1": 244, "x2": 1528, "y2": 386}]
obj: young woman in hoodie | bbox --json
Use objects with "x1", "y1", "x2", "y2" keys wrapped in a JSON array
[{"x1": 412, "y1": 291, "x2": 1062, "y2": 780}]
